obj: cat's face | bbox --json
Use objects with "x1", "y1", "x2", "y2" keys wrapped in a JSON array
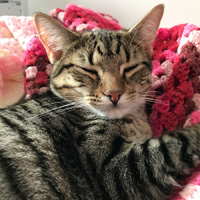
[
  {"x1": 34, "y1": 4, "x2": 164, "y2": 119},
  {"x1": 50, "y1": 31, "x2": 152, "y2": 118}
]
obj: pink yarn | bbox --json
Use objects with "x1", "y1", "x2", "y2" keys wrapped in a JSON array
[
  {"x1": 163, "y1": 50, "x2": 176, "y2": 62},
  {"x1": 50, "y1": 4, "x2": 122, "y2": 33},
  {"x1": 156, "y1": 28, "x2": 170, "y2": 40},
  {"x1": 188, "y1": 30, "x2": 200, "y2": 52},
  {"x1": 190, "y1": 110, "x2": 200, "y2": 125},
  {"x1": 26, "y1": 37, "x2": 47, "y2": 56},
  {"x1": 150, "y1": 24, "x2": 200, "y2": 136},
  {"x1": 192, "y1": 93, "x2": 200, "y2": 110},
  {"x1": 64, "y1": 4, "x2": 122, "y2": 31},
  {"x1": 182, "y1": 24, "x2": 199, "y2": 37},
  {"x1": 0, "y1": 16, "x2": 37, "y2": 95},
  {"x1": 25, "y1": 66, "x2": 38, "y2": 79},
  {"x1": 161, "y1": 60, "x2": 173, "y2": 77},
  {"x1": 150, "y1": 25, "x2": 200, "y2": 199},
  {"x1": 46, "y1": 64, "x2": 53, "y2": 76},
  {"x1": 152, "y1": 60, "x2": 162, "y2": 76},
  {"x1": 0, "y1": 38, "x2": 24, "y2": 58},
  {"x1": 2, "y1": 16, "x2": 36, "y2": 49}
]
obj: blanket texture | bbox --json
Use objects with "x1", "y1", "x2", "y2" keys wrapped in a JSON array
[
  {"x1": 0, "y1": 16, "x2": 36, "y2": 107},
  {"x1": 1, "y1": 3, "x2": 200, "y2": 199}
]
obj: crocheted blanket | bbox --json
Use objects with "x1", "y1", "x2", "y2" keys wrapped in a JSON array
[
  {"x1": 1, "y1": 3, "x2": 200, "y2": 199},
  {"x1": 0, "y1": 15, "x2": 36, "y2": 107}
]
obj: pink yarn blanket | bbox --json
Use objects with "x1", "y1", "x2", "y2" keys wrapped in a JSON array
[
  {"x1": 0, "y1": 15, "x2": 36, "y2": 107},
  {"x1": 1, "y1": 3, "x2": 200, "y2": 199},
  {"x1": 150, "y1": 24, "x2": 200, "y2": 200}
]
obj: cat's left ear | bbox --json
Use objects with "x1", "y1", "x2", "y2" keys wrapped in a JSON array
[
  {"x1": 34, "y1": 13, "x2": 79, "y2": 64},
  {"x1": 128, "y1": 4, "x2": 164, "y2": 55}
]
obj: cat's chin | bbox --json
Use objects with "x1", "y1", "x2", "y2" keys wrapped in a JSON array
[
  {"x1": 91, "y1": 107, "x2": 130, "y2": 119},
  {"x1": 89, "y1": 100, "x2": 146, "y2": 119},
  {"x1": 103, "y1": 110, "x2": 126, "y2": 119}
]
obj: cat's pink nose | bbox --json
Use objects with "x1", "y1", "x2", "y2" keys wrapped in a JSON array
[{"x1": 105, "y1": 91, "x2": 123, "y2": 105}]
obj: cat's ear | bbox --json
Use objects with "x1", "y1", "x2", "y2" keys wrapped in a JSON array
[
  {"x1": 128, "y1": 4, "x2": 164, "y2": 55},
  {"x1": 33, "y1": 13, "x2": 79, "y2": 64}
]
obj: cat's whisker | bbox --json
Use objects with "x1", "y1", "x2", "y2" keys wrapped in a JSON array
[
  {"x1": 23, "y1": 100, "x2": 69, "y2": 114},
  {"x1": 26, "y1": 102, "x2": 79, "y2": 121},
  {"x1": 144, "y1": 90, "x2": 163, "y2": 97},
  {"x1": 144, "y1": 98, "x2": 169, "y2": 105},
  {"x1": 21, "y1": 95, "x2": 83, "y2": 116},
  {"x1": 140, "y1": 92, "x2": 169, "y2": 106},
  {"x1": 55, "y1": 104, "x2": 83, "y2": 115},
  {"x1": 141, "y1": 90, "x2": 163, "y2": 97}
]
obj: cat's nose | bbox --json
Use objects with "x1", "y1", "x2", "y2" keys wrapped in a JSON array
[{"x1": 105, "y1": 91, "x2": 123, "y2": 105}]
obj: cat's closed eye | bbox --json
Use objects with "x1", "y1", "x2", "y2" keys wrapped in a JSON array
[
  {"x1": 123, "y1": 64, "x2": 138, "y2": 78},
  {"x1": 79, "y1": 67, "x2": 99, "y2": 80}
]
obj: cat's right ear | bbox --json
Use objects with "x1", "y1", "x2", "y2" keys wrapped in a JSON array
[
  {"x1": 33, "y1": 13, "x2": 79, "y2": 64},
  {"x1": 128, "y1": 4, "x2": 164, "y2": 56}
]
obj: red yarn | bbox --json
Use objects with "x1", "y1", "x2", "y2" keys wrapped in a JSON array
[
  {"x1": 152, "y1": 39, "x2": 178, "y2": 61},
  {"x1": 35, "y1": 71, "x2": 48, "y2": 86},
  {"x1": 150, "y1": 23, "x2": 200, "y2": 134},
  {"x1": 180, "y1": 42, "x2": 199, "y2": 61},
  {"x1": 24, "y1": 78, "x2": 40, "y2": 96},
  {"x1": 184, "y1": 99, "x2": 196, "y2": 115},
  {"x1": 168, "y1": 24, "x2": 185, "y2": 40},
  {"x1": 166, "y1": 90, "x2": 184, "y2": 105},
  {"x1": 173, "y1": 63, "x2": 189, "y2": 83},
  {"x1": 177, "y1": 82, "x2": 194, "y2": 99},
  {"x1": 24, "y1": 52, "x2": 37, "y2": 66},
  {"x1": 63, "y1": 4, "x2": 122, "y2": 31},
  {"x1": 191, "y1": 77, "x2": 200, "y2": 93},
  {"x1": 164, "y1": 112, "x2": 179, "y2": 131},
  {"x1": 35, "y1": 56, "x2": 49, "y2": 71}
]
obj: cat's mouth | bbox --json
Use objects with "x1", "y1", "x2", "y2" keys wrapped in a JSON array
[{"x1": 89, "y1": 96, "x2": 146, "y2": 119}]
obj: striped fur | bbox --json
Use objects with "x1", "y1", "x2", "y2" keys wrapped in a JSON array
[
  {"x1": 1, "y1": 4, "x2": 200, "y2": 200},
  {"x1": 1, "y1": 92, "x2": 200, "y2": 200}
]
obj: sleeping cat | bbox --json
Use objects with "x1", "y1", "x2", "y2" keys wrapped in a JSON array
[{"x1": 0, "y1": 4, "x2": 200, "y2": 200}]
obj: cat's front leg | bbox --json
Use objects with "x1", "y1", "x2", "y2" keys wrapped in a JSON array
[{"x1": 119, "y1": 114, "x2": 152, "y2": 143}]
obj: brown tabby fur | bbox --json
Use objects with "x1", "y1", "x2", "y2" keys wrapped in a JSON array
[{"x1": 1, "y1": 4, "x2": 200, "y2": 200}]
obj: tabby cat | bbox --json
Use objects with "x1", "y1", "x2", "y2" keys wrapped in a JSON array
[{"x1": 1, "y1": 4, "x2": 200, "y2": 200}]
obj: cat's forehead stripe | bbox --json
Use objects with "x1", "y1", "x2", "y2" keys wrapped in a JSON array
[
  {"x1": 88, "y1": 52, "x2": 94, "y2": 65},
  {"x1": 97, "y1": 46, "x2": 103, "y2": 56}
]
